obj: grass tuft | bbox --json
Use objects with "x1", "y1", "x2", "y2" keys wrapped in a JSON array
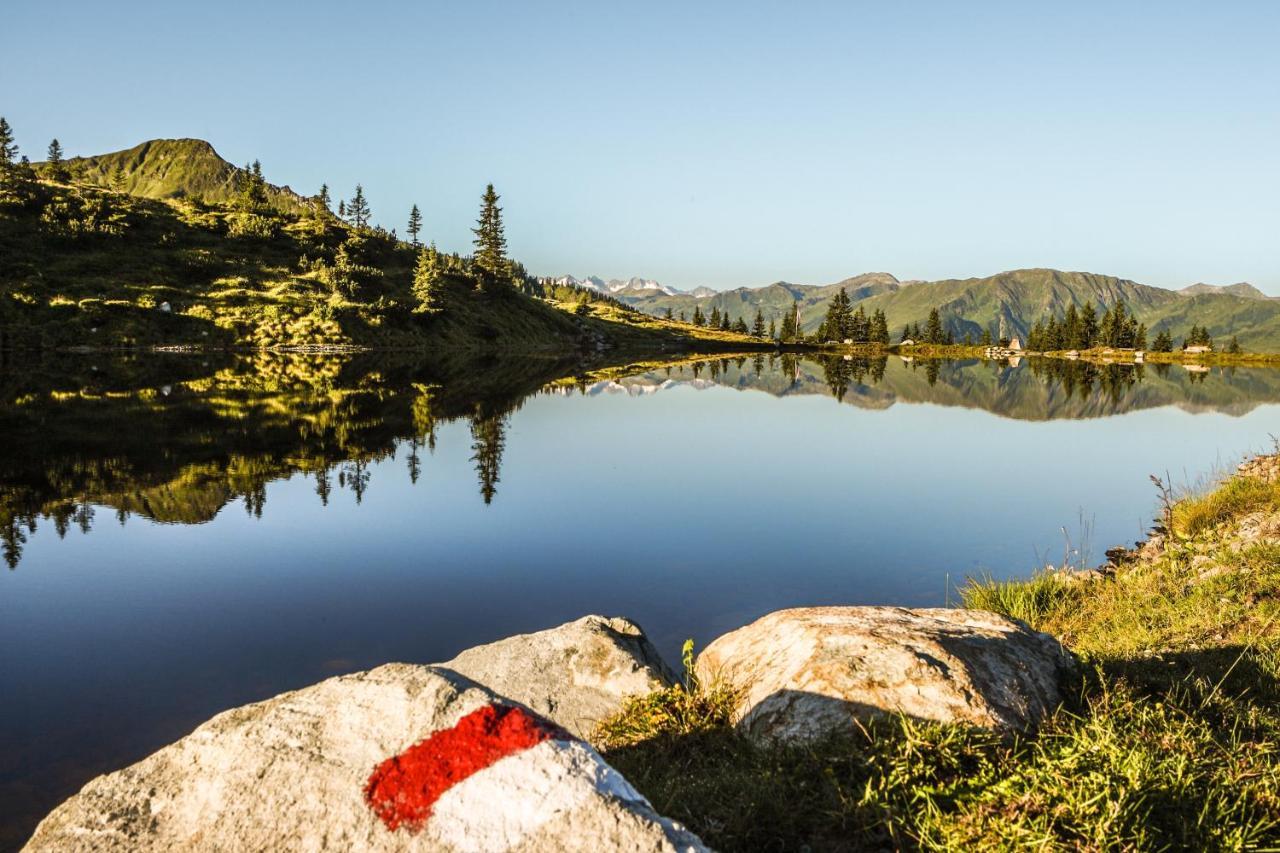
[{"x1": 959, "y1": 570, "x2": 1078, "y2": 631}]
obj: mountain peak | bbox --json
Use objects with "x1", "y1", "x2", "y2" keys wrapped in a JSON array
[
  {"x1": 1181, "y1": 282, "x2": 1271, "y2": 300},
  {"x1": 52, "y1": 138, "x2": 314, "y2": 214}
]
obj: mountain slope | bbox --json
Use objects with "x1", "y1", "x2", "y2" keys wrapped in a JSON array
[
  {"x1": 619, "y1": 268, "x2": 1280, "y2": 351},
  {"x1": 622, "y1": 272, "x2": 902, "y2": 327},
  {"x1": 45, "y1": 138, "x2": 316, "y2": 215}
]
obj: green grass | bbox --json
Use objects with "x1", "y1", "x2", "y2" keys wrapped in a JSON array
[
  {"x1": 958, "y1": 571, "x2": 1077, "y2": 631},
  {"x1": 1173, "y1": 475, "x2": 1280, "y2": 538},
  {"x1": 596, "y1": 462, "x2": 1280, "y2": 850}
]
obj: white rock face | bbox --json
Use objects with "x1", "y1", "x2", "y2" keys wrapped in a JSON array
[
  {"x1": 24, "y1": 665, "x2": 706, "y2": 852},
  {"x1": 697, "y1": 606, "x2": 1073, "y2": 742},
  {"x1": 443, "y1": 615, "x2": 675, "y2": 740}
]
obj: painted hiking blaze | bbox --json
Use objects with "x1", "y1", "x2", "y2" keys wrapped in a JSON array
[{"x1": 364, "y1": 703, "x2": 573, "y2": 832}]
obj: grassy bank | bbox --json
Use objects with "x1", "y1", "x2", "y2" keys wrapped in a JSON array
[
  {"x1": 1030, "y1": 347, "x2": 1280, "y2": 368},
  {"x1": 0, "y1": 173, "x2": 761, "y2": 354},
  {"x1": 594, "y1": 456, "x2": 1280, "y2": 850}
]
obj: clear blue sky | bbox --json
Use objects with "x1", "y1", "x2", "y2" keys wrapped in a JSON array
[{"x1": 4, "y1": 1, "x2": 1278, "y2": 292}]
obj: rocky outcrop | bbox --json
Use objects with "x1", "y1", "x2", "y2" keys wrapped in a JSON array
[
  {"x1": 25, "y1": 665, "x2": 706, "y2": 852},
  {"x1": 697, "y1": 607, "x2": 1073, "y2": 742},
  {"x1": 442, "y1": 616, "x2": 675, "y2": 740}
]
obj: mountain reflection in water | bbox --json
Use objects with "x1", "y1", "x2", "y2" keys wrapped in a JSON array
[{"x1": 3, "y1": 351, "x2": 1278, "y2": 569}]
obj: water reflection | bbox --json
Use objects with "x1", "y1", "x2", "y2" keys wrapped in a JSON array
[{"x1": 2, "y1": 351, "x2": 1278, "y2": 568}]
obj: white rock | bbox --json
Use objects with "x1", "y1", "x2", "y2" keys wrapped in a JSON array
[
  {"x1": 25, "y1": 664, "x2": 706, "y2": 852},
  {"x1": 697, "y1": 606, "x2": 1073, "y2": 742},
  {"x1": 443, "y1": 615, "x2": 675, "y2": 740}
]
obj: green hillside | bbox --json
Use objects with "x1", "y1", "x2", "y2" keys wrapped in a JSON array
[
  {"x1": 43, "y1": 138, "x2": 317, "y2": 216},
  {"x1": 0, "y1": 143, "x2": 762, "y2": 354},
  {"x1": 621, "y1": 268, "x2": 1280, "y2": 351}
]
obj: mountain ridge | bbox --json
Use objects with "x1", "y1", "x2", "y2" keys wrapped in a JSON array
[{"x1": 40, "y1": 138, "x2": 317, "y2": 215}]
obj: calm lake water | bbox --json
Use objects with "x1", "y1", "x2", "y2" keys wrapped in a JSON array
[{"x1": 3, "y1": 351, "x2": 1279, "y2": 846}]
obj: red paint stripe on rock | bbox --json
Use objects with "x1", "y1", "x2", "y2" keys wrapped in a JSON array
[{"x1": 364, "y1": 703, "x2": 573, "y2": 832}]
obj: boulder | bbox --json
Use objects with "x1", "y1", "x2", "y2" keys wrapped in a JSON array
[
  {"x1": 25, "y1": 664, "x2": 707, "y2": 852},
  {"x1": 696, "y1": 606, "x2": 1072, "y2": 742},
  {"x1": 442, "y1": 615, "x2": 675, "y2": 740}
]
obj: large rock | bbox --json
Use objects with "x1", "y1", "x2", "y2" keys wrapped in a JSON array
[
  {"x1": 696, "y1": 606, "x2": 1073, "y2": 742},
  {"x1": 25, "y1": 665, "x2": 707, "y2": 852},
  {"x1": 442, "y1": 616, "x2": 675, "y2": 740}
]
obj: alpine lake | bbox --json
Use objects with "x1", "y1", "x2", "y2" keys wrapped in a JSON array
[{"x1": 3, "y1": 349, "x2": 1280, "y2": 846}]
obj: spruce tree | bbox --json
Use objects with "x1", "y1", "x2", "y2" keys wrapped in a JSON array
[
  {"x1": 46, "y1": 138, "x2": 68, "y2": 181},
  {"x1": 901, "y1": 325, "x2": 911, "y2": 343},
  {"x1": 925, "y1": 307, "x2": 944, "y2": 344},
  {"x1": 0, "y1": 117, "x2": 17, "y2": 168},
  {"x1": 471, "y1": 183, "x2": 508, "y2": 287},
  {"x1": 822, "y1": 287, "x2": 853, "y2": 341},
  {"x1": 407, "y1": 203, "x2": 423, "y2": 247},
  {"x1": 347, "y1": 184, "x2": 371, "y2": 228},
  {"x1": 338, "y1": 199, "x2": 346, "y2": 219},
  {"x1": 1228, "y1": 335, "x2": 1242, "y2": 354},
  {"x1": 665, "y1": 307, "x2": 674, "y2": 321},
  {"x1": 752, "y1": 308, "x2": 766, "y2": 337},
  {"x1": 768, "y1": 318, "x2": 777, "y2": 339},
  {"x1": 693, "y1": 305, "x2": 705, "y2": 326},
  {"x1": 109, "y1": 163, "x2": 126, "y2": 192},
  {"x1": 317, "y1": 184, "x2": 331, "y2": 211},
  {"x1": 412, "y1": 244, "x2": 443, "y2": 312},
  {"x1": 1080, "y1": 302, "x2": 1099, "y2": 348}
]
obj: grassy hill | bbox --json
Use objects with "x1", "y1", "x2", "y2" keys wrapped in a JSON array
[
  {"x1": 0, "y1": 148, "x2": 762, "y2": 354},
  {"x1": 44, "y1": 138, "x2": 318, "y2": 216},
  {"x1": 621, "y1": 268, "x2": 1280, "y2": 352}
]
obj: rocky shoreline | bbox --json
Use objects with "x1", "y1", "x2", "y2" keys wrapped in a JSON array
[{"x1": 26, "y1": 610, "x2": 1072, "y2": 851}]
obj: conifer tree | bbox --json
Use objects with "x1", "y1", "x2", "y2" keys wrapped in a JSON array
[
  {"x1": 925, "y1": 307, "x2": 944, "y2": 344},
  {"x1": 822, "y1": 287, "x2": 853, "y2": 341},
  {"x1": 0, "y1": 117, "x2": 17, "y2": 169},
  {"x1": 751, "y1": 308, "x2": 766, "y2": 337},
  {"x1": 692, "y1": 305, "x2": 705, "y2": 326},
  {"x1": 871, "y1": 309, "x2": 890, "y2": 344},
  {"x1": 407, "y1": 203, "x2": 423, "y2": 247},
  {"x1": 733, "y1": 317, "x2": 749, "y2": 335},
  {"x1": 338, "y1": 199, "x2": 346, "y2": 219},
  {"x1": 109, "y1": 163, "x2": 126, "y2": 192},
  {"x1": 347, "y1": 184, "x2": 371, "y2": 228},
  {"x1": 768, "y1": 318, "x2": 777, "y2": 340},
  {"x1": 46, "y1": 139, "x2": 68, "y2": 181},
  {"x1": 665, "y1": 307, "x2": 674, "y2": 321},
  {"x1": 317, "y1": 184, "x2": 331, "y2": 211},
  {"x1": 412, "y1": 244, "x2": 444, "y2": 312},
  {"x1": 709, "y1": 305, "x2": 722, "y2": 328},
  {"x1": 1080, "y1": 302, "x2": 1099, "y2": 348},
  {"x1": 901, "y1": 325, "x2": 911, "y2": 343},
  {"x1": 1228, "y1": 335, "x2": 1242, "y2": 354},
  {"x1": 472, "y1": 183, "x2": 508, "y2": 287}
]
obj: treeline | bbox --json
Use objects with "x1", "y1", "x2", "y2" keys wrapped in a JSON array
[{"x1": 1024, "y1": 300, "x2": 1241, "y2": 354}]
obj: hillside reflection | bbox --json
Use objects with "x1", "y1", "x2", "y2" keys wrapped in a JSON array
[
  {"x1": 596, "y1": 354, "x2": 1280, "y2": 420},
  {"x1": 2, "y1": 350, "x2": 1278, "y2": 567}
]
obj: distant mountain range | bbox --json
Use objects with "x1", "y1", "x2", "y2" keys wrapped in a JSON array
[{"x1": 580, "y1": 269, "x2": 1280, "y2": 351}]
